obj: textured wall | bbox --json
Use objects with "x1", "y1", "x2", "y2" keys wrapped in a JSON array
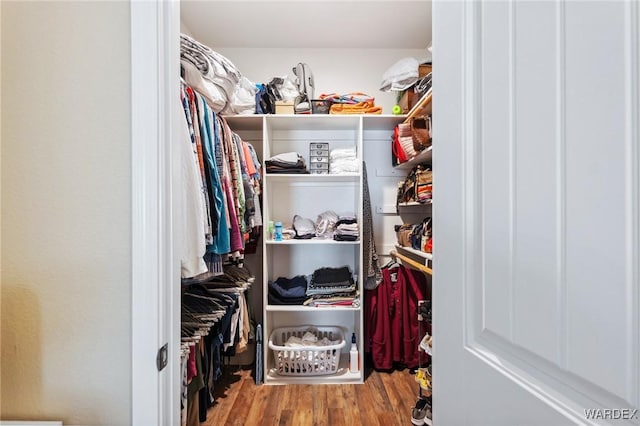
[{"x1": 1, "y1": 2, "x2": 132, "y2": 424}]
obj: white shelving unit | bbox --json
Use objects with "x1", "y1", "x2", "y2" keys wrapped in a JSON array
[
  {"x1": 266, "y1": 115, "x2": 363, "y2": 385},
  {"x1": 225, "y1": 114, "x2": 405, "y2": 385}
]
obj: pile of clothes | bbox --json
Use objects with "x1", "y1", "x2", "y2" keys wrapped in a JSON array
[
  {"x1": 305, "y1": 266, "x2": 359, "y2": 307},
  {"x1": 268, "y1": 267, "x2": 359, "y2": 307},
  {"x1": 180, "y1": 33, "x2": 256, "y2": 115},
  {"x1": 319, "y1": 93, "x2": 383, "y2": 115},
  {"x1": 265, "y1": 152, "x2": 309, "y2": 174},
  {"x1": 272, "y1": 211, "x2": 359, "y2": 241},
  {"x1": 284, "y1": 330, "x2": 340, "y2": 347},
  {"x1": 329, "y1": 147, "x2": 358, "y2": 174},
  {"x1": 334, "y1": 214, "x2": 359, "y2": 241},
  {"x1": 292, "y1": 215, "x2": 316, "y2": 239},
  {"x1": 268, "y1": 275, "x2": 309, "y2": 305}
]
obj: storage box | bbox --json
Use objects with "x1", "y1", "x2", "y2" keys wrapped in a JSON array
[
  {"x1": 310, "y1": 149, "x2": 329, "y2": 157},
  {"x1": 419, "y1": 64, "x2": 432, "y2": 78},
  {"x1": 310, "y1": 162, "x2": 329, "y2": 171},
  {"x1": 310, "y1": 156, "x2": 329, "y2": 164},
  {"x1": 311, "y1": 99, "x2": 332, "y2": 114},
  {"x1": 268, "y1": 326, "x2": 345, "y2": 376},
  {"x1": 275, "y1": 101, "x2": 294, "y2": 114},
  {"x1": 310, "y1": 143, "x2": 329, "y2": 150}
]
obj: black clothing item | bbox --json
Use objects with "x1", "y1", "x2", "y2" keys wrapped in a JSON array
[
  {"x1": 267, "y1": 289, "x2": 307, "y2": 305},
  {"x1": 336, "y1": 218, "x2": 357, "y2": 226},
  {"x1": 312, "y1": 266, "x2": 353, "y2": 285},
  {"x1": 268, "y1": 275, "x2": 308, "y2": 299},
  {"x1": 334, "y1": 234, "x2": 358, "y2": 241}
]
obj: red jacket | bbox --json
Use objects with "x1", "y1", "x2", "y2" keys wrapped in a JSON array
[{"x1": 365, "y1": 264, "x2": 428, "y2": 370}]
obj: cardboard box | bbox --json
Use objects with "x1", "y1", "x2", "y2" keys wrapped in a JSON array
[
  {"x1": 419, "y1": 64, "x2": 432, "y2": 78},
  {"x1": 398, "y1": 90, "x2": 418, "y2": 114},
  {"x1": 275, "y1": 101, "x2": 294, "y2": 114}
]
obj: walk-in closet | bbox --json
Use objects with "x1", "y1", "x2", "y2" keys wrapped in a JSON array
[{"x1": 176, "y1": 1, "x2": 434, "y2": 425}]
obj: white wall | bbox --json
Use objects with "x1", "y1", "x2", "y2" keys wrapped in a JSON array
[
  {"x1": 1, "y1": 2, "x2": 131, "y2": 425},
  {"x1": 215, "y1": 47, "x2": 426, "y2": 114}
]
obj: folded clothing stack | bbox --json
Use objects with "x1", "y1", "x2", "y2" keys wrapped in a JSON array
[
  {"x1": 305, "y1": 266, "x2": 359, "y2": 307},
  {"x1": 334, "y1": 214, "x2": 359, "y2": 241},
  {"x1": 266, "y1": 152, "x2": 309, "y2": 174},
  {"x1": 329, "y1": 101, "x2": 382, "y2": 115},
  {"x1": 329, "y1": 147, "x2": 358, "y2": 174},
  {"x1": 268, "y1": 275, "x2": 308, "y2": 305},
  {"x1": 319, "y1": 93, "x2": 383, "y2": 115}
]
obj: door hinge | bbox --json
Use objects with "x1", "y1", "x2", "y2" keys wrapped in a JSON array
[{"x1": 156, "y1": 343, "x2": 168, "y2": 371}]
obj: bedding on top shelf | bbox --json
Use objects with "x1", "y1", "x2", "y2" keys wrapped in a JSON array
[{"x1": 180, "y1": 33, "x2": 257, "y2": 115}]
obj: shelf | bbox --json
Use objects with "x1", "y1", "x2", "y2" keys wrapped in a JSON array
[
  {"x1": 264, "y1": 357, "x2": 362, "y2": 385},
  {"x1": 396, "y1": 245, "x2": 433, "y2": 262},
  {"x1": 265, "y1": 239, "x2": 359, "y2": 245},
  {"x1": 222, "y1": 114, "x2": 408, "y2": 131},
  {"x1": 266, "y1": 114, "x2": 361, "y2": 131},
  {"x1": 222, "y1": 114, "x2": 264, "y2": 131},
  {"x1": 362, "y1": 114, "x2": 407, "y2": 130},
  {"x1": 266, "y1": 305, "x2": 361, "y2": 312},
  {"x1": 398, "y1": 200, "x2": 432, "y2": 207},
  {"x1": 394, "y1": 146, "x2": 432, "y2": 170},
  {"x1": 265, "y1": 173, "x2": 360, "y2": 183}
]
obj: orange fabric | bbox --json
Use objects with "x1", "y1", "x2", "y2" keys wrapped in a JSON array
[
  {"x1": 329, "y1": 101, "x2": 383, "y2": 115},
  {"x1": 242, "y1": 141, "x2": 257, "y2": 176}
]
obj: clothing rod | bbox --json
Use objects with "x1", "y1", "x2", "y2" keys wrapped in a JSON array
[{"x1": 390, "y1": 250, "x2": 433, "y2": 276}]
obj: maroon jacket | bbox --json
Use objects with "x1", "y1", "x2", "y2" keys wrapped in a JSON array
[{"x1": 365, "y1": 264, "x2": 428, "y2": 370}]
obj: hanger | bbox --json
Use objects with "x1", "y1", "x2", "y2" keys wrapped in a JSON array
[{"x1": 382, "y1": 256, "x2": 400, "y2": 270}]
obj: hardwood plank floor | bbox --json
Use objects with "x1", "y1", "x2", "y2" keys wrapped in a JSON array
[{"x1": 201, "y1": 365, "x2": 421, "y2": 426}]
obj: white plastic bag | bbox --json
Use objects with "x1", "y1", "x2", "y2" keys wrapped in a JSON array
[
  {"x1": 279, "y1": 75, "x2": 300, "y2": 102},
  {"x1": 379, "y1": 57, "x2": 419, "y2": 92},
  {"x1": 227, "y1": 76, "x2": 257, "y2": 115}
]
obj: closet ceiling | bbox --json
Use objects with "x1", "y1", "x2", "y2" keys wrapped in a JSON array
[{"x1": 180, "y1": 1, "x2": 432, "y2": 49}]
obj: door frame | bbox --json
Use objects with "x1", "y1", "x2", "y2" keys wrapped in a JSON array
[{"x1": 131, "y1": 1, "x2": 180, "y2": 425}]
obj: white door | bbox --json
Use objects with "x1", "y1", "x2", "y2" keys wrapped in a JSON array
[{"x1": 434, "y1": 1, "x2": 639, "y2": 425}]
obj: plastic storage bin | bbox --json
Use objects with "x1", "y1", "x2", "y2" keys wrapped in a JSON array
[
  {"x1": 311, "y1": 99, "x2": 332, "y2": 114},
  {"x1": 268, "y1": 326, "x2": 346, "y2": 376}
]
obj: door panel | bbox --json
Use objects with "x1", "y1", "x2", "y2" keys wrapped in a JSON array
[
  {"x1": 435, "y1": 0, "x2": 640, "y2": 424},
  {"x1": 564, "y1": 1, "x2": 632, "y2": 401}
]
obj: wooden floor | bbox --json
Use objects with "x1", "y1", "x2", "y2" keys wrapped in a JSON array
[{"x1": 202, "y1": 364, "x2": 421, "y2": 426}]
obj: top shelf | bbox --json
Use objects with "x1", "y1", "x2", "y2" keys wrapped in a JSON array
[
  {"x1": 222, "y1": 114, "x2": 409, "y2": 132},
  {"x1": 222, "y1": 114, "x2": 263, "y2": 131}
]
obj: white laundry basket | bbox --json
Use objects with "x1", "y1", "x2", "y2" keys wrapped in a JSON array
[{"x1": 268, "y1": 325, "x2": 345, "y2": 376}]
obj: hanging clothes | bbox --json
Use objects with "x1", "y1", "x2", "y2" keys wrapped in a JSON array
[
  {"x1": 181, "y1": 263, "x2": 255, "y2": 426},
  {"x1": 178, "y1": 86, "x2": 208, "y2": 278},
  {"x1": 179, "y1": 79, "x2": 262, "y2": 279},
  {"x1": 365, "y1": 262, "x2": 428, "y2": 370}
]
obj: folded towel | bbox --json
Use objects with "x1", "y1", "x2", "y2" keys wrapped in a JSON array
[
  {"x1": 329, "y1": 101, "x2": 382, "y2": 115},
  {"x1": 330, "y1": 147, "x2": 357, "y2": 159},
  {"x1": 268, "y1": 151, "x2": 301, "y2": 164}
]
